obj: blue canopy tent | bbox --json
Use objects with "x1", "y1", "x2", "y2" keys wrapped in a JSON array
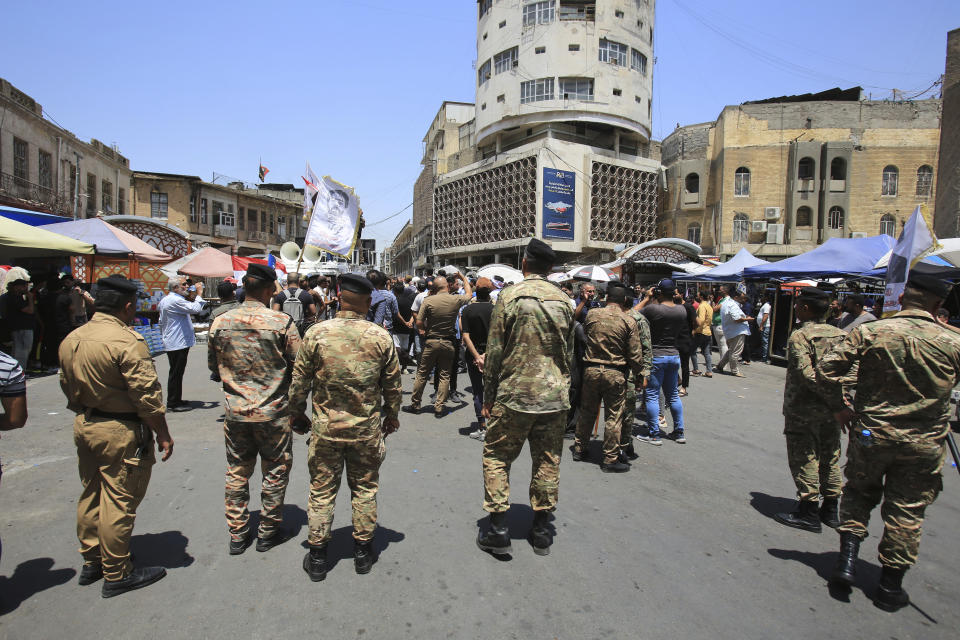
[
  {"x1": 0, "y1": 205, "x2": 71, "y2": 226},
  {"x1": 742, "y1": 235, "x2": 896, "y2": 280},
  {"x1": 673, "y1": 248, "x2": 768, "y2": 282}
]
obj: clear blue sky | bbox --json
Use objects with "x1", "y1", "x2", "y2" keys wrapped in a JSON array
[{"x1": 2, "y1": 1, "x2": 956, "y2": 251}]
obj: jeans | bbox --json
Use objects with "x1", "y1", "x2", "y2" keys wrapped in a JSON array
[
  {"x1": 692, "y1": 334, "x2": 713, "y2": 372},
  {"x1": 467, "y1": 360, "x2": 484, "y2": 423},
  {"x1": 644, "y1": 355, "x2": 684, "y2": 436},
  {"x1": 165, "y1": 348, "x2": 190, "y2": 406},
  {"x1": 761, "y1": 326, "x2": 771, "y2": 362},
  {"x1": 11, "y1": 329, "x2": 33, "y2": 369}
]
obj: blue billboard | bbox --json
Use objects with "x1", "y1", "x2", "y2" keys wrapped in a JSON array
[{"x1": 541, "y1": 167, "x2": 575, "y2": 241}]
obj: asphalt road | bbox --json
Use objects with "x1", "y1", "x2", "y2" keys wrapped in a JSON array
[{"x1": 1, "y1": 347, "x2": 958, "y2": 639}]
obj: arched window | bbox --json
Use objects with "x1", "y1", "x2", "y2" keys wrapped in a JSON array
[
  {"x1": 798, "y1": 157, "x2": 815, "y2": 180},
  {"x1": 880, "y1": 214, "x2": 896, "y2": 237},
  {"x1": 796, "y1": 206, "x2": 813, "y2": 227},
  {"x1": 734, "y1": 167, "x2": 750, "y2": 197},
  {"x1": 828, "y1": 206, "x2": 844, "y2": 230},
  {"x1": 732, "y1": 213, "x2": 750, "y2": 243},
  {"x1": 687, "y1": 222, "x2": 701, "y2": 244},
  {"x1": 882, "y1": 165, "x2": 899, "y2": 196},
  {"x1": 916, "y1": 165, "x2": 933, "y2": 197},
  {"x1": 685, "y1": 173, "x2": 700, "y2": 194},
  {"x1": 830, "y1": 157, "x2": 846, "y2": 180}
]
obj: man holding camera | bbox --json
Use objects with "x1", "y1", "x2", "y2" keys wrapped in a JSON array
[{"x1": 158, "y1": 277, "x2": 206, "y2": 411}]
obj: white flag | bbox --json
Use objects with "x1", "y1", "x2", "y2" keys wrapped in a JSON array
[
  {"x1": 882, "y1": 205, "x2": 939, "y2": 315},
  {"x1": 302, "y1": 163, "x2": 321, "y2": 222},
  {"x1": 303, "y1": 175, "x2": 361, "y2": 259}
]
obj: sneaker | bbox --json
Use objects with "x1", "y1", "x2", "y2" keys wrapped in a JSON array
[
  {"x1": 669, "y1": 430, "x2": 686, "y2": 444},
  {"x1": 635, "y1": 434, "x2": 662, "y2": 446},
  {"x1": 468, "y1": 428, "x2": 486, "y2": 441}
]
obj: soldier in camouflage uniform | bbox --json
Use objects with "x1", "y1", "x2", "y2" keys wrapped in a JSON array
[
  {"x1": 773, "y1": 287, "x2": 846, "y2": 533},
  {"x1": 572, "y1": 282, "x2": 647, "y2": 472},
  {"x1": 477, "y1": 239, "x2": 575, "y2": 557},
  {"x1": 289, "y1": 273, "x2": 402, "y2": 581},
  {"x1": 817, "y1": 272, "x2": 960, "y2": 612},
  {"x1": 621, "y1": 305, "x2": 652, "y2": 460},
  {"x1": 208, "y1": 263, "x2": 302, "y2": 555}
]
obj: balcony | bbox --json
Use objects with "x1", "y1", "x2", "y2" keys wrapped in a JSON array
[
  {"x1": 245, "y1": 230, "x2": 267, "y2": 243},
  {"x1": 214, "y1": 224, "x2": 237, "y2": 239},
  {"x1": 0, "y1": 171, "x2": 71, "y2": 215}
]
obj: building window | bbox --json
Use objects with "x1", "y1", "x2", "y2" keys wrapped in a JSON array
[
  {"x1": 523, "y1": 1, "x2": 555, "y2": 27},
  {"x1": 520, "y1": 77, "x2": 554, "y2": 103},
  {"x1": 880, "y1": 213, "x2": 896, "y2": 237},
  {"x1": 733, "y1": 213, "x2": 750, "y2": 243},
  {"x1": 612, "y1": 88, "x2": 622, "y2": 96},
  {"x1": 13, "y1": 138, "x2": 28, "y2": 184},
  {"x1": 684, "y1": 173, "x2": 699, "y2": 194},
  {"x1": 615, "y1": 9, "x2": 624, "y2": 18},
  {"x1": 828, "y1": 206, "x2": 844, "y2": 230},
  {"x1": 117, "y1": 188, "x2": 126, "y2": 215},
  {"x1": 499, "y1": 20, "x2": 506, "y2": 28},
  {"x1": 213, "y1": 201, "x2": 224, "y2": 227},
  {"x1": 278, "y1": 215, "x2": 287, "y2": 238},
  {"x1": 101, "y1": 180, "x2": 113, "y2": 212},
  {"x1": 201, "y1": 198, "x2": 208, "y2": 224},
  {"x1": 190, "y1": 195, "x2": 196, "y2": 222},
  {"x1": 599, "y1": 39, "x2": 628, "y2": 66},
  {"x1": 559, "y1": 1, "x2": 595, "y2": 21},
  {"x1": 479, "y1": 0, "x2": 492, "y2": 18},
  {"x1": 568, "y1": 43, "x2": 580, "y2": 51},
  {"x1": 238, "y1": 207, "x2": 245, "y2": 230},
  {"x1": 68, "y1": 164, "x2": 77, "y2": 206},
  {"x1": 86, "y1": 173, "x2": 96, "y2": 215},
  {"x1": 882, "y1": 165, "x2": 898, "y2": 196},
  {"x1": 261, "y1": 211, "x2": 267, "y2": 233},
  {"x1": 248, "y1": 208, "x2": 258, "y2": 231},
  {"x1": 797, "y1": 157, "x2": 815, "y2": 180},
  {"x1": 150, "y1": 192, "x2": 168, "y2": 218},
  {"x1": 535, "y1": 46, "x2": 546, "y2": 54},
  {"x1": 38, "y1": 150, "x2": 52, "y2": 189},
  {"x1": 630, "y1": 49, "x2": 647, "y2": 74},
  {"x1": 219, "y1": 210, "x2": 235, "y2": 226},
  {"x1": 796, "y1": 206, "x2": 812, "y2": 227},
  {"x1": 734, "y1": 167, "x2": 750, "y2": 197},
  {"x1": 477, "y1": 59, "x2": 491, "y2": 86},
  {"x1": 916, "y1": 165, "x2": 933, "y2": 197},
  {"x1": 559, "y1": 77, "x2": 593, "y2": 101},
  {"x1": 687, "y1": 222, "x2": 701, "y2": 244},
  {"x1": 496, "y1": 94, "x2": 505, "y2": 103},
  {"x1": 269, "y1": 213, "x2": 275, "y2": 234},
  {"x1": 494, "y1": 46, "x2": 518, "y2": 74},
  {"x1": 830, "y1": 157, "x2": 846, "y2": 180}
]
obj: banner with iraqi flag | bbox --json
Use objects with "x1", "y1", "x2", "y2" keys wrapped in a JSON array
[{"x1": 232, "y1": 254, "x2": 286, "y2": 283}]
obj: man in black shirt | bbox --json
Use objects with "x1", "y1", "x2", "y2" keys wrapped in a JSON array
[
  {"x1": 271, "y1": 273, "x2": 316, "y2": 336},
  {"x1": 460, "y1": 278, "x2": 495, "y2": 440},
  {"x1": 393, "y1": 281, "x2": 415, "y2": 372}
]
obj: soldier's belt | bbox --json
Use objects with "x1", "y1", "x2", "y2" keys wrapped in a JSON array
[
  {"x1": 88, "y1": 408, "x2": 141, "y2": 422},
  {"x1": 583, "y1": 363, "x2": 628, "y2": 374}
]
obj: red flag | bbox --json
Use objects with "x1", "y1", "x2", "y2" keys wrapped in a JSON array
[{"x1": 258, "y1": 163, "x2": 269, "y2": 182}]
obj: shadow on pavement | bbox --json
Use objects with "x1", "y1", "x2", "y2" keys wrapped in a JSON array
[
  {"x1": 130, "y1": 530, "x2": 194, "y2": 569},
  {"x1": 249, "y1": 504, "x2": 308, "y2": 539},
  {"x1": 300, "y1": 525, "x2": 405, "y2": 573},
  {"x1": 0, "y1": 557, "x2": 76, "y2": 615},
  {"x1": 182, "y1": 400, "x2": 220, "y2": 411},
  {"x1": 749, "y1": 491, "x2": 797, "y2": 519},
  {"x1": 767, "y1": 548, "x2": 883, "y2": 604},
  {"x1": 474, "y1": 504, "x2": 552, "y2": 561}
]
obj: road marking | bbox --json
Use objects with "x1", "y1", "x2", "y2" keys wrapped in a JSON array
[{"x1": 2, "y1": 455, "x2": 72, "y2": 476}]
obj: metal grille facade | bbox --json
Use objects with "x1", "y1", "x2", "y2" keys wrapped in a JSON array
[
  {"x1": 589, "y1": 161, "x2": 658, "y2": 244},
  {"x1": 434, "y1": 156, "x2": 537, "y2": 250}
]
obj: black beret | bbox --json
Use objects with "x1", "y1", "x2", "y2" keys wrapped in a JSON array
[
  {"x1": 606, "y1": 281, "x2": 630, "y2": 294},
  {"x1": 339, "y1": 273, "x2": 374, "y2": 294},
  {"x1": 907, "y1": 271, "x2": 953, "y2": 299},
  {"x1": 97, "y1": 275, "x2": 145, "y2": 298},
  {"x1": 797, "y1": 286, "x2": 830, "y2": 301},
  {"x1": 524, "y1": 238, "x2": 557, "y2": 265},
  {"x1": 246, "y1": 263, "x2": 277, "y2": 282}
]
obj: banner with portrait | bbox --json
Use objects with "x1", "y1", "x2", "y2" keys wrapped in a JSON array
[{"x1": 303, "y1": 175, "x2": 361, "y2": 259}]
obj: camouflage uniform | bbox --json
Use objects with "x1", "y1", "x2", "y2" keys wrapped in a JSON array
[
  {"x1": 208, "y1": 301, "x2": 301, "y2": 542},
  {"x1": 574, "y1": 305, "x2": 647, "y2": 464},
  {"x1": 482, "y1": 275, "x2": 574, "y2": 513},
  {"x1": 621, "y1": 309, "x2": 652, "y2": 447},
  {"x1": 289, "y1": 311, "x2": 402, "y2": 545},
  {"x1": 817, "y1": 310, "x2": 960, "y2": 568},
  {"x1": 782, "y1": 320, "x2": 846, "y2": 502}
]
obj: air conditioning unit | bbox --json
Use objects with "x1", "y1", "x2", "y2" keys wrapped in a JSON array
[
  {"x1": 764, "y1": 207, "x2": 781, "y2": 220},
  {"x1": 850, "y1": 232, "x2": 868, "y2": 239},
  {"x1": 751, "y1": 221, "x2": 768, "y2": 233},
  {"x1": 766, "y1": 223, "x2": 785, "y2": 244}
]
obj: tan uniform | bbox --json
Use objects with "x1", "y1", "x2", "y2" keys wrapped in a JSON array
[
  {"x1": 59, "y1": 313, "x2": 165, "y2": 581},
  {"x1": 411, "y1": 292, "x2": 470, "y2": 411}
]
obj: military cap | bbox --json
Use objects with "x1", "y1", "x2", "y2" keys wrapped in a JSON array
[
  {"x1": 657, "y1": 278, "x2": 676, "y2": 293},
  {"x1": 797, "y1": 286, "x2": 830, "y2": 301},
  {"x1": 339, "y1": 273, "x2": 374, "y2": 294},
  {"x1": 524, "y1": 238, "x2": 557, "y2": 265},
  {"x1": 97, "y1": 275, "x2": 147, "y2": 298},
  {"x1": 246, "y1": 263, "x2": 277, "y2": 282},
  {"x1": 607, "y1": 281, "x2": 630, "y2": 294},
  {"x1": 907, "y1": 271, "x2": 953, "y2": 299}
]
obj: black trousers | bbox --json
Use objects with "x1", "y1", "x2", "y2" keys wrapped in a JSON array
[
  {"x1": 466, "y1": 360, "x2": 484, "y2": 422},
  {"x1": 166, "y1": 348, "x2": 190, "y2": 406},
  {"x1": 677, "y1": 344, "x2": 691, "y2": 389}
]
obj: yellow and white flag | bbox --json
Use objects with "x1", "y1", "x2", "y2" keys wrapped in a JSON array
[
  {"x1": 882, "y1": 205, "x2": 939, "y2": 314},
  {"x1": 303, "y1": 175, "x2": 361, "y2": 259}
]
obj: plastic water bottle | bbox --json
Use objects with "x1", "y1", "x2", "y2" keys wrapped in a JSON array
[{"x1": 858, "y1": 429, "x2": 874, "y2": 448}]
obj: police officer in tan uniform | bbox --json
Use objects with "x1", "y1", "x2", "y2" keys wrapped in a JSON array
[{"x1": 59, "y1": 276, "x2": 174, "y2": 598}]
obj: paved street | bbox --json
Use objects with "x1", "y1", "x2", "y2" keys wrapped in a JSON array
[{"x1": 1, "y1": 346, "x2": 958, "y2": 639}]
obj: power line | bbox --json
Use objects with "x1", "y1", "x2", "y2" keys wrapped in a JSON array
[{"x1": 365, "y1": 202, "x2": 413, "y2": 227}]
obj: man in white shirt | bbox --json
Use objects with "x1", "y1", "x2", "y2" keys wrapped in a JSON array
[
  {"x1": 158, "y1": 277, "x2": 206, "y2": 411},
  {"x1": 714, "y1": 284, "x2": 754, "y2": 378},
  {"x1": 757, "y1": 296, "x2": 772, "y2": 363}
]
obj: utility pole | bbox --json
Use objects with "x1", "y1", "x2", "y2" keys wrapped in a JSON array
[{"x1": 73, "y1": 151, "x2": 82, "y2": 220}]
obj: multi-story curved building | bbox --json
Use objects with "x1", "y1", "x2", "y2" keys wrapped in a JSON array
[{"x1": 429, "y1": 0, "x2": 661, "y2": 267}]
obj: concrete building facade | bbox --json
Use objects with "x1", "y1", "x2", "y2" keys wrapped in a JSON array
[
  {"x1": 660, "y1": 90, "x2": 941, "y2": 259},
  {"x1": 387, "y1": 221, "x2": 414, "y2": 276},
  {"x1": 0, "y1": 78, "x2": 133, "y2": 218},
  {"x1": 935, "y1": 28, "x2": 960, "y2": 238}
]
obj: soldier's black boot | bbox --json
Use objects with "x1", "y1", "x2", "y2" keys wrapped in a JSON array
[
  {"x1": 527, "y1": 511, "x2": 552, "y2": 556},
  {"x1": 819, "y1": 497, "x2": 841, "y2": 529},
  {"x1": 477, "y1": 511, "x2": 512, "y2": 555},
  {"x1": 829, "y1": 532, "x2": 861, "y2": 587},
  {"x1": 874, "y1": 566, "x2": 910, "y2": 612},
  {"x1": 78, "y1": 562, "x2": 103, "y2": 585},
  {"x1": 101, "y1": 566, "x2": 167, "y2": 598},
  {"x1": 303, "y1": 545, "x2": 327, "y2": 582},
  {"x1": 256, "y1": 528, "x2": 292, "y2": 552},
  {"x1": 622, "y1": 443, "x2": 639, "y2": 461},
  {"x1": 773, "y1": 500, "x2": 822, "y2": 533},
  {"x1": 354, "y1": 540, "x2": 377, "y2": 575}
]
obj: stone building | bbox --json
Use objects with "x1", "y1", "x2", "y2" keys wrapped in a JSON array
[
  {"x1": 660, "y1": 88, "x2": 941, "y2": 259},
  {"x1": 934, "y1": 28, "x2": 960, "y2": 238},
  {"x1": 387, "y1": 221, "x2": 414, "y2": 275},
  {"x1": 0, "y1": 77, "x2": 133, "y2": 218},
  {"x1": 131, "y1": 172, "x2": 301, "y2": 256},
  {"x1": 426, "y1": 0, "x2": 660, "y2": 268}
]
